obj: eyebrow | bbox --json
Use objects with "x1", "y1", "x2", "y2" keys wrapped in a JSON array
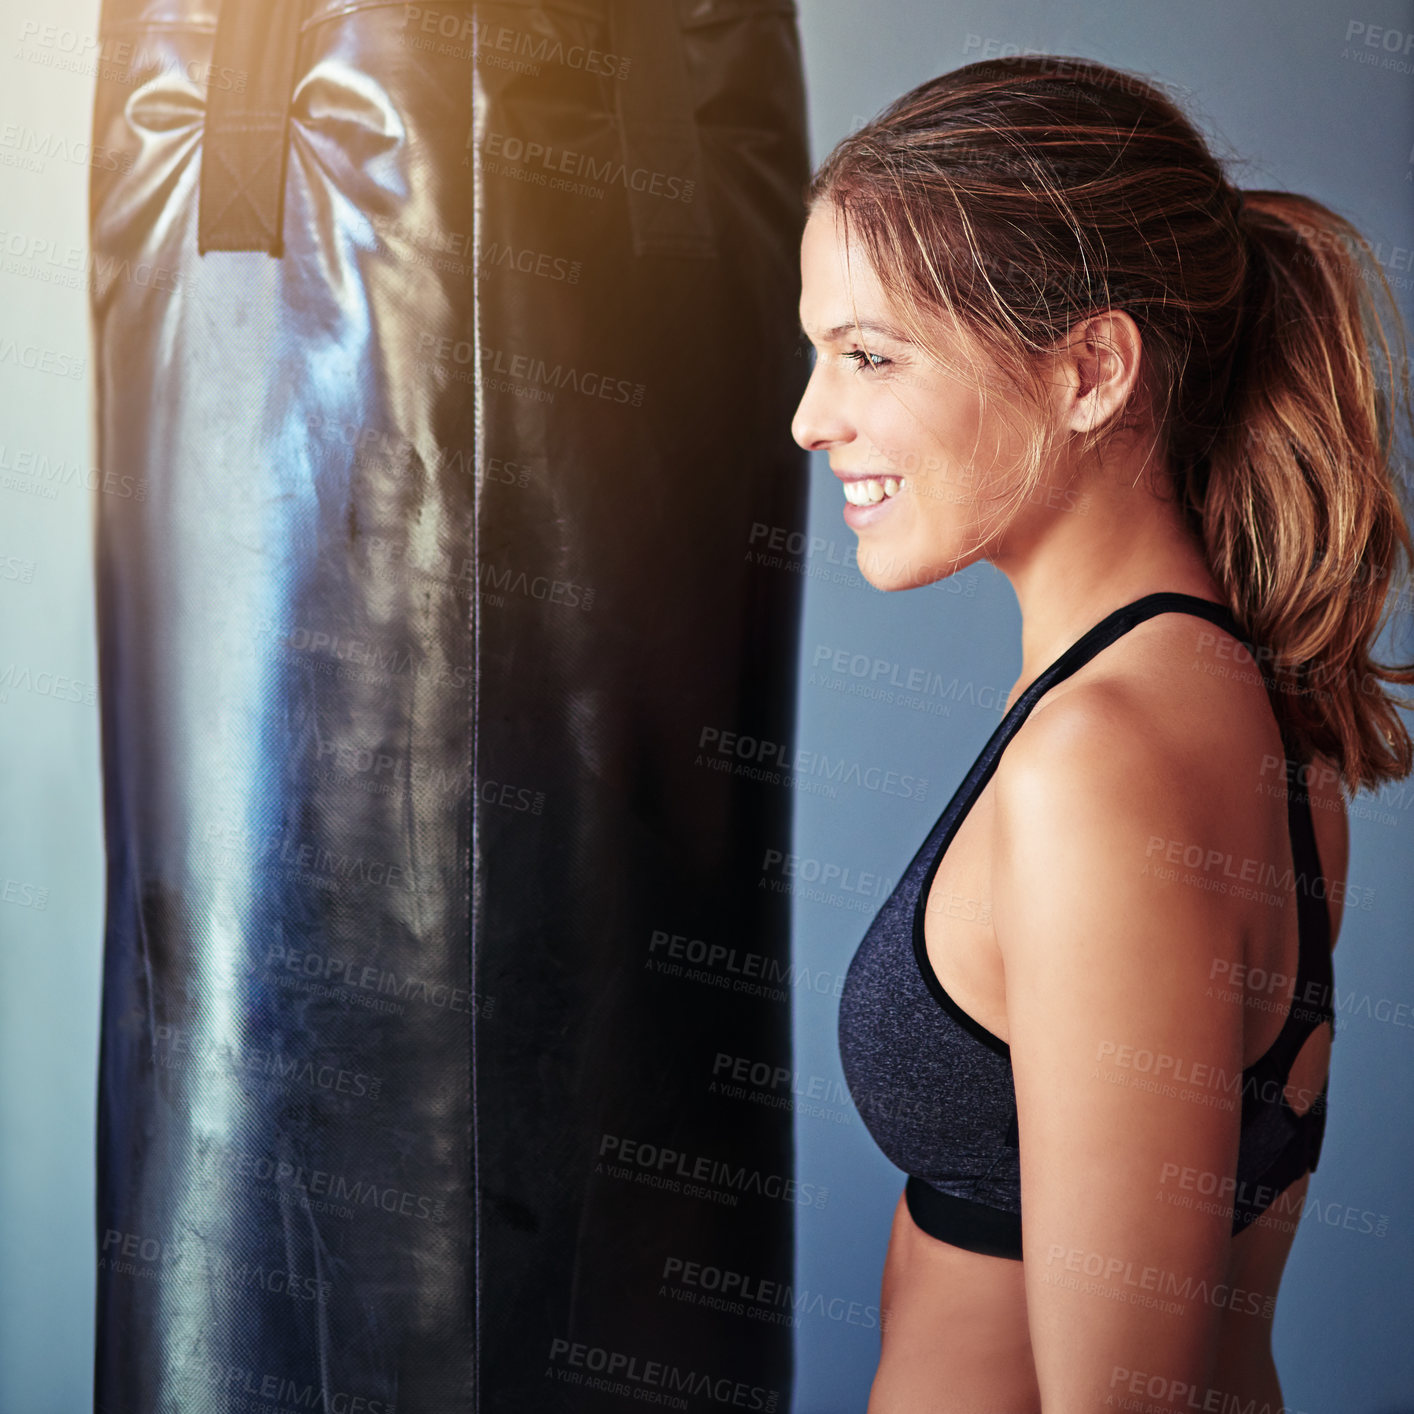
[{"x1": 799, "y1": 318, "x2": 912, "y2": 345}]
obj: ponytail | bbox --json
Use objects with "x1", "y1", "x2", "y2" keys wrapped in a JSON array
[{"x1": 1194, "y1": 191, "x2": 1414, "y2": 792}]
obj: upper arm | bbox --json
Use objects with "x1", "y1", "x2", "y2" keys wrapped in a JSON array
[{"x1": 993, "y1": 689, "x2": 1244, "y2": 1413}]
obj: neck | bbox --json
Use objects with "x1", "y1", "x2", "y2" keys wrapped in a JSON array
[{"x1": 989, "y1": 451, "x2": 1223, "y2": 706}]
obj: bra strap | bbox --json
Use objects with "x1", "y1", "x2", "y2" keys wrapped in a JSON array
[
  {"x1": 917, "y1": 593, "x2": 1259, "y2": 917},
  {"x1": 1251, "y1": 751, "x2": 1337, "y2": 1079},
  {"x1": 959, "y1": 592, "x2": 1250, "y2": 798},
  {"x1": 1015, "y1": 591, "x2": 1247, "y2": 714}
]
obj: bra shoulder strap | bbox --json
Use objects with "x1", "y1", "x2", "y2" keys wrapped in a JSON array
[
  {"x1": 995, "y1": 590, "x2": 1247, "y2": 755},
  {"x1": 1282, "y1": 754, "x2": 1337, "y2": 1032},
  {"x1": 925, "y1": 591, "x2": 1249, "y2": 857}
]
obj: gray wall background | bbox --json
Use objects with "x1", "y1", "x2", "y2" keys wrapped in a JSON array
[
  {"x1": 0, "y1": 2, "x2": 105, "y2": 1412},
  {"x1": 0, "y1": 1, "x2": 1410, "y2": 1411},
  {"x1": 790, "y1": 3, "x2": 1414, "y2": 1413}
]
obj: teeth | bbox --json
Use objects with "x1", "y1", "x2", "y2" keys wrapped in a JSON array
[{"x1": 843, "y1": 476, "x2": 904, "y2": 506}]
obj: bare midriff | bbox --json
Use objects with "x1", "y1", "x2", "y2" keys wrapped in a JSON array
[{"x1": 867, "y1": 1175, "x2": 1308, "y2": 1414}]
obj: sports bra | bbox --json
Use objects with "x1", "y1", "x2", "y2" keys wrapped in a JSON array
[{"x1": 836, "y1": 592, "x2": 1335, "y2": 1260}]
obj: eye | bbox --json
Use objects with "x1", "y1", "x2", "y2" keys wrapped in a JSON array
[{"x1": 845, "y1": 348, "x2": 890, "y2": 372}]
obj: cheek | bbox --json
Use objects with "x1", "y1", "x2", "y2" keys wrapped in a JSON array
[
  {"x1": 906, "y1": 386, "x2": 986, "y2": 481},
  {"x1": 856, "y1": 381, "x2": 996, "y2": 500},
  {"x1": 927, "y1": 397, "x2": 1018, "y2": 503},
  {"x1": 858, "y1": 421, "x2": 948, "y2": 485}
]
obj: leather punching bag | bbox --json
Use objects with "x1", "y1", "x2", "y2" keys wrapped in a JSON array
[{"x1": 90, "y1": 1, "x2": 810, "y2": 1409}]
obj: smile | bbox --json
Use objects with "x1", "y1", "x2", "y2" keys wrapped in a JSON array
[{"x1": 842, "y1": 476, "x2": 905, "y2": 505}]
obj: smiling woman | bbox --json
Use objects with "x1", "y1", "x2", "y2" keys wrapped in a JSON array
[{"x1": 792, "y1": 54, "x2": 1414, "y2": 1414}]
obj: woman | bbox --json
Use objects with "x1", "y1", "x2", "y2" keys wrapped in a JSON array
[{"x1": 791, "y1": 56, "x2": 1413, "y2": 1414}]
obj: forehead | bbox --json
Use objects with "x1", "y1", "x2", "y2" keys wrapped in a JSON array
[{"x1": 798, "y1": 205, "x2": 899, "y2": 342}]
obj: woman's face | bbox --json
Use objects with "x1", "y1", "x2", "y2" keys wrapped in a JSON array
[{"x1": 791, "y1": 203, "x2": 1036, "y2": 592}]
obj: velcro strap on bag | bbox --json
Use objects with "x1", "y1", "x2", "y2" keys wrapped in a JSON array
[
  {"x1": 198, "y1": 0, "x2": 308, "y2": 254},
  {"x1": 608, "y1": 0, "x2": 718, "y2": 259}
]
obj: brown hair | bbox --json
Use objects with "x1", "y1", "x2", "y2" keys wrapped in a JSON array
[{"x1": 808, "y1": 54, "x2": 1414, "y2": 793}]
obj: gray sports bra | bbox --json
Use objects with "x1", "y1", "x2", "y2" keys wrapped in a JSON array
[{"x1": 837, "y1": 592, "x2": 1335, "y2": 1259}]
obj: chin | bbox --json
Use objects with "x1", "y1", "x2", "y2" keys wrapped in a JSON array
[
  {"x1": 855, "y1": 548, "x2": 917, "y2": 593},
  {"x1": 857, "y1": 536, "x2": 977, "y2": 594}
]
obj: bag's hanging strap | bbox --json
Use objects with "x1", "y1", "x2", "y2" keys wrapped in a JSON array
[
  {"x1": 608, "y1": 0, "x2": 718, "y2": 260},
  {"x1": 198, "y1": 0, "x2": 308, "y2": 254}
]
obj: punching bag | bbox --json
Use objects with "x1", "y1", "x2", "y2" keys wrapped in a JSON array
[{"x1": 89, "y1": 1, "x2": 811, "y2": 1410}]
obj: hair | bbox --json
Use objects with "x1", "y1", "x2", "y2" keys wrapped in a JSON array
[{"x1": 808, "y1": 54, "x2": 1414, "y2": 794}]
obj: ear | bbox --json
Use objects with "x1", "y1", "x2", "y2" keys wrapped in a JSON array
[{"x1": 1049, "y1": 310, "x2": 1144, "y2": 435}]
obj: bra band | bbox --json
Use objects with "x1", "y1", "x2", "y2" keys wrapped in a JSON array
[{"x1": 905, "y1": 1175, "x2": 1024, "y2": 1261}]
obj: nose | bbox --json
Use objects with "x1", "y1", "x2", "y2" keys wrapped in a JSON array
[{"x1": 790, "y1": 358, "x2": 851, "y2": 453}]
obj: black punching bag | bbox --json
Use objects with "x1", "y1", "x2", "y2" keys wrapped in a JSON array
[{"x1": 90, "y1": 1, "x2": 810, "y2": 1410}]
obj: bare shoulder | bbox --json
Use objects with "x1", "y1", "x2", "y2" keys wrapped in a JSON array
[
  {"x1": 989, "y1": 675, "x2": 1197, "y2": 881},
  {"x1": 994, "y1": 611, "x2": 1283, "y2": 822},
  {"x1": 986, "y1": 617, "x2": 1277, "y2": 962},
  {"x1": 992, "y1": 651, "x2": 1215, "y2": 835}
]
